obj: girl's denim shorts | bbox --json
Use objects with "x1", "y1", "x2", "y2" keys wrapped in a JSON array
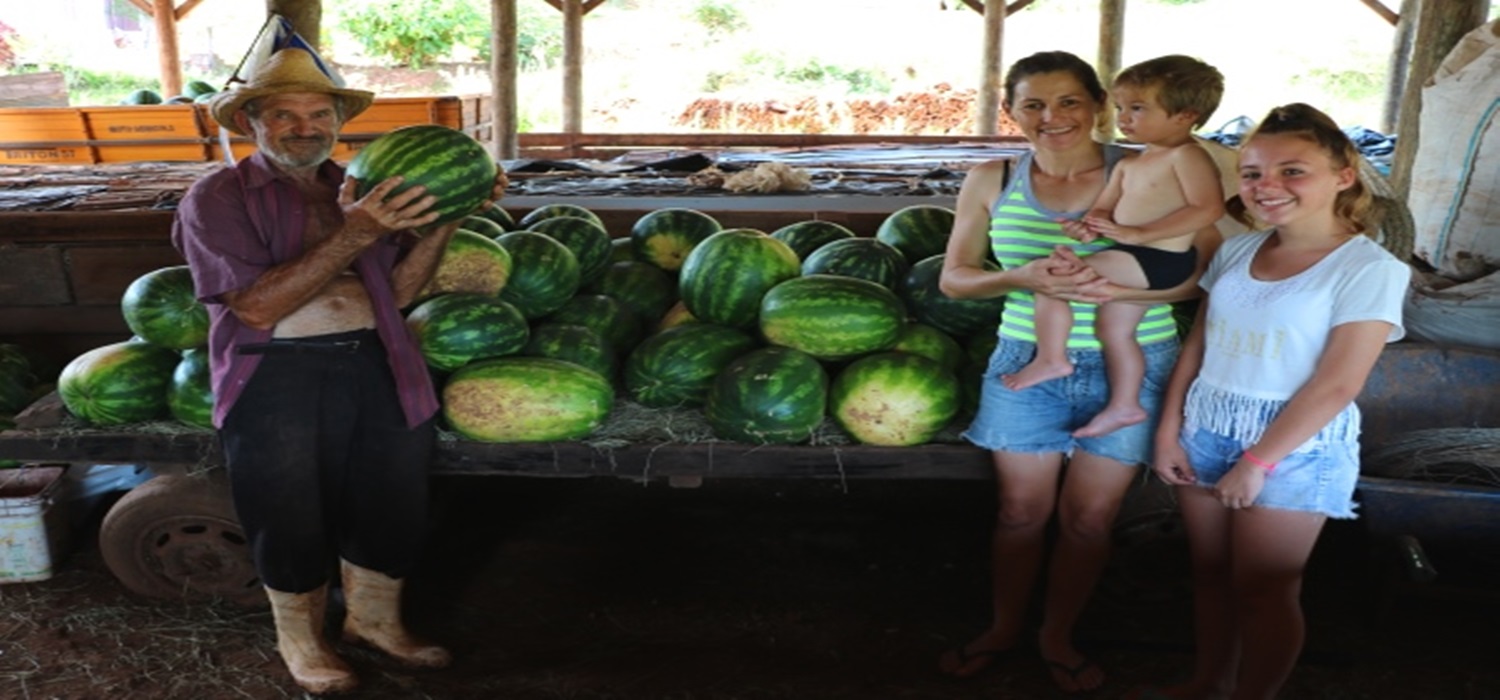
[
  {"x1": 1179, "y1": 425, "x2": 1360, "y2": 519},
  {"x1": 962, "y1": 336, "x2": 1179, "y2": 467}
]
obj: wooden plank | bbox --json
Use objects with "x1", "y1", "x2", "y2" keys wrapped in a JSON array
[
  {"x1": 0, "y1": 306, "x2": 129, "y2": 335},
  {"x1": 67, "y1": 245, "x2": 186, "y2": 304},
  {"x1": 0, "y1": 73, "x2": 69, "y2": 108},
  {"x1": 0, "y1": 211, "x2": 176, "y2": 243},
  {"x1": 0, "y1": 247, "x2": 71, "y2": 305}
]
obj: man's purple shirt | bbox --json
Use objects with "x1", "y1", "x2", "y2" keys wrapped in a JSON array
[{"x1": 171, "y1": 152, "x2": 439, "y2": 429}]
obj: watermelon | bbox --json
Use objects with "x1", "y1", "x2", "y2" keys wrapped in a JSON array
[
  {"x1": 891, "y1": 323, "x2": 966, "y2": 373},
  {"x1": 544, "y1": 294, "x2": 644, "y2": 356},
  {"x1": 801, "y1": 237, "x2": 910, "y2": 291},
  {"x1": 443, "y1": 356, "x2": 613, "y2": 442},
  {"x1": 900, "y1": 255, "x2": 1007, "y2": 338},
  {"x1": 494, "y1": 231, "x2": 582, "y2": 319},
  {"x1": 121, "y1": 266, "x2": 210, "y2": 350},
  {"x1": 769, "y1": 220, "x2": 856, "y2": 261},
  {"x1": 587, "y1": 260, "x2": 678, "y2": 325},
  {"x1": 679, "y1": 229, "x2": 800, "y2": 329},
  {"x1": 167, "y1": 347, "x2": 214, "y2": 429},
  {"x1": 123, "y1": 88, "x2": 163, "y2": 105},
  {"x1": 527, "y1": 215, "x2": 613, "y2": 284},
  {"x1": 419, "y1": 229, "x2": 512, "y2": 298},
  {"x1": 656, "y1": 301, "x2": 697, "y2": 332},
  {"x1": 759, "y1": 275, "x2": 906, "y2": 361},
  {"x1": 517, "y1": 203, "x2": 604, "y2": 230},
  {"x1": 876, "y1": 205, "x2": 956, "y2": 263},
  {"x1": 57, "y1": 340, "x2": 179, "y2": 425},
  {"x1": 521, "y1": 323, "x2": 616, "y2": 381},
  {"x1": 473, "y1": 202, "x2": 517, "y2": 231},
  {"x1": 405, "y1": 293, "x2": 530, "y2": 372},
  {"x1": 830, "y1": 352, "x2": 960, "y2": 446},
  {"x1": 609, "y1": 237, "x2": 641, "y2": 264},
  {"x1": 624, "y1": 324, "x2": 758, "y2": 408},
  {"x1": 706, "y1": 346, "x2": 828, "y2": 445},
  {"x1": 184, "y1": 80, "x2": 217, "y2": 98},
  {"x1": 630, "y1": 208, "x2": 722, "y2": 271},
  {"x1": 346, "y1": 125, "x2": 497, "y2": 226},
  {"x1": 461, "y1": 215, "x2": 508, "y2": 239},
  {"x1": 0, "y1": 344, "x2": 37, "y2": 415}
]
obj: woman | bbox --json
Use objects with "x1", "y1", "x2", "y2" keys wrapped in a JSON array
[
  {"x1": 937, "y1": 51, "x2": 1220, "y2": 693},
  {"x1": 1146, "y1": 104, "x2": 1409, "y2": 700}
]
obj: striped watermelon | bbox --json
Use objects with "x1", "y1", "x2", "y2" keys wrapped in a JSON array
[
  {"x1": 58, "y1": 340, "x2": 180, "y2": 425},
  {"x1": 770, "y1": 220, "x2": 856, "y2": 261},
  {"x1": 405, "y1": 293, "x2": 530, "y2": 372},
  {"x1": 759, "y1": 274, "x2": 906, "y2": 361},
  {"x1": 517, "y1": 203, "x2": 604, "y2": 230},
  {"x1": 623, "y1": 324, "x2": 758, "y2": 408},
  {"x1": 706, "y1": 346, "x2": 828, "y2": 445},
  {"x1": 544, "y1": 294, "x2": 644, "y2": 356},
  {"x1": 443, "y1": 356, "x2": 614, "y2": 442},
  {"x1": 495, "y1": 231, "x2": 581, "y2": 319},
  {"x1": 630, "y1": 207, "x2": 722, "y2": 271},
  {"x1": 830, "y1": 352, "x2": 960, "y2": 446},
  {"x1": 167, "y1": 347, "x2": 213, "y2": 429},
  {"x1": 0, "y1": 343, "x2": 38, "y2": 415},
  {"x1": 655, "y1": 301, "x2": 697, "y2": 332},
  {"x1": 891, "y1": 323, "x2": 966, "y2": 373},
  {"x1": 679, "y1": 229, "x2": 800, "y2": 329},
  {"x1": 587, "y1": 260, "x2": 678, "y2": 325},
  {"x1": 609, "y1": 237, "x2": 641, "y2": 264},
  {"x1": 419, "y1": 229, "x2": 512, "y2": 298},
  {"x1": 522, "y1": 323, "x2": 617, "y2": 381},
  {"x1": 800, "y1": 237, "x2": 910, "y2": 291},
  {"x1": 527, "y1": 215, "x2": 613, "y2": 284},
  {"x1": 472, "y1": 202, "x2": 516, "y2": 232},
  {"x1": 346, "y1": 125, "x2": 496, "y2": 226},
  {"x1": 876, "y1": 205, "x2": 956, "y2": 263},
  {"x1": 460, "y1": 215, "x2": 507, "y2": 239},
  {"x1": 900, "y1": 255, "x2": 1007, "y2": 338},
  {"x1": 121, "y1": 266, "x2": 209, "y2": 350}
]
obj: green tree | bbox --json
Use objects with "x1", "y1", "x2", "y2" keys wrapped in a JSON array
[{"x1": 336, "y1": 0, "x2": 486, "y2": 68}]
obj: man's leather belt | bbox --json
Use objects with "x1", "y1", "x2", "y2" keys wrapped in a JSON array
[{"x1": 238, "y1": 337, "x2": 364, "y2": 356}]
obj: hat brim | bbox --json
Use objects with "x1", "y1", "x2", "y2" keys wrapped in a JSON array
[{"x1": 209, "y1": 84, "x2": 376, "y2": 136}]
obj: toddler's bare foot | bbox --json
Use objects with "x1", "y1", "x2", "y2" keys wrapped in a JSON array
[
  {"x1": 1001, "y1": 360, "x2": 1072, "y2": 391},
  {"x1": 1072, "y1": 404, "x2": 1147, "y2": 437}
]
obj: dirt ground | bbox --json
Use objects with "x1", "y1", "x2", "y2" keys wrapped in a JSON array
[{"x1": 3, "y1": 476, "x2": 1498, "y2": 700}]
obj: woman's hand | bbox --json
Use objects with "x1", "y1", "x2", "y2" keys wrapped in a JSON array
[
  {"x1": 1019, "y1": 246, "x2": 1109, "y2": 303},
  {"x1": 1152, "y1": 438, "x2": 1196, "y2": 486},
  {"x1": 1211, "y1": 460, "x2": 1268, "y2": 510}
]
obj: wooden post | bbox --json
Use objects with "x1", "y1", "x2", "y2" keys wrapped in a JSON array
[
  {"x1": 492, "y1": 0, "x2": 520, "y2": 160},
  {"x1": 1388, "y1": 0, "x2": 1488, "y2": 202},
  {"x1": 975, "y1": 0, "x2": 1006, "y2": 135},
  {"x1": 1380, "y1": 0, "x2": 1417, "y2": 135},
  {"x1": 563, "y1": 0, "x2": 584, "y2": 134},
  {"x1": 151, "y1": 0, "x2": 182, "y2": 98},
  {"x1": 1097, "y1": 0, "x2": 1125, "y2": 86},
  {"x1": 267, "y1": 0, "x2": 322, "y2": 51}
]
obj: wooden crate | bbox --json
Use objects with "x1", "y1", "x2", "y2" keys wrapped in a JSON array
[
  {"x1": 81, "y1": 105, "x2": 213, "y2": 163},
  {"x1": 0, "y1": 108, "x2": 94, "y2": 165}
]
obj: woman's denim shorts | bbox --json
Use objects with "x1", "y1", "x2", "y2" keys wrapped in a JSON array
[
  {"x1": 1178, "y1": 426, "x2": 1360, "y2": 519},
  {"x1": 962, "y1": 336, "x2": 1179, "y2": 466}
]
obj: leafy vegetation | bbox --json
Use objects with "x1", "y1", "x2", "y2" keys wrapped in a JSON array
[
  {"x1": 691, "y1": 1, "x2": 748, "y2": 39},
  {"x1": 0, "y1": 20, "x2": 18, "y2": 70},
  {"x1": 336, "y1": 0, "x2": 487, "y2": 69}
]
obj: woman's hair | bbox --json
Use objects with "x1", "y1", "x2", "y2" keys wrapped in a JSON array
[
  {"x1": 1002, "y1": 51, "x2": 1107, "y2": 110},
  {"x1": 1227, "y1": 103, "x2": 1375, "y2": 234}
]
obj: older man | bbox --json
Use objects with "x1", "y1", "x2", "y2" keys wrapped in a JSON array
[{"x1": 173, "y1": 47, "x2": 503, "y2": 694}]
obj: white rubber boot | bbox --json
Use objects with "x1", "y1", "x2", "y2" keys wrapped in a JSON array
[
  {"x1": 340, "y1": 559, "x2": 452, "y2": 668},
  {"x1": 265, "y1": 585, "x2": 358, "y2": 694}
]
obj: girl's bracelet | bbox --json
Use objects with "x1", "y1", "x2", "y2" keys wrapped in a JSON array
[{"x1": 1243, "y1": 450, "x2": 1277, "y2": 473}]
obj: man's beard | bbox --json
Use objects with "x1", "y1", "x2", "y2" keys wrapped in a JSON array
[{"x1": 262, "y1": 136, "x2": 334, "y2": 170}]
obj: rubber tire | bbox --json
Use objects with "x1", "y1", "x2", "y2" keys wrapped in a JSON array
[{"x1": 99, "y1": 473, "x2": 266, "y2": 607}]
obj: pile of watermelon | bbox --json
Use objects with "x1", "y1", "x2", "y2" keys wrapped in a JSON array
[{"x1": 421, "y1": 200, "x2": 1005, "y2": 447}]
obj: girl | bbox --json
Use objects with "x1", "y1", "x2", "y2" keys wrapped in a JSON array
[{"x1": 1148, "y1": 103, "x2": 1411, "y2": 699}]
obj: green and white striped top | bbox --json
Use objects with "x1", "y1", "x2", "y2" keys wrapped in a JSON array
[{"x1": 988, "y1": 147, "x2": 1178, "y2": 349}]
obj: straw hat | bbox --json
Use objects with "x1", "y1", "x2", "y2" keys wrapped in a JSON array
[{"x1": 209, "y1": 48, "x2": 374, "y2": 135}]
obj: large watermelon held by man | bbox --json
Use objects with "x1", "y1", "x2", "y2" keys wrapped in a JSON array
[{"x1": 346, "y1": 124, "x2": 497, "y2": 227}]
